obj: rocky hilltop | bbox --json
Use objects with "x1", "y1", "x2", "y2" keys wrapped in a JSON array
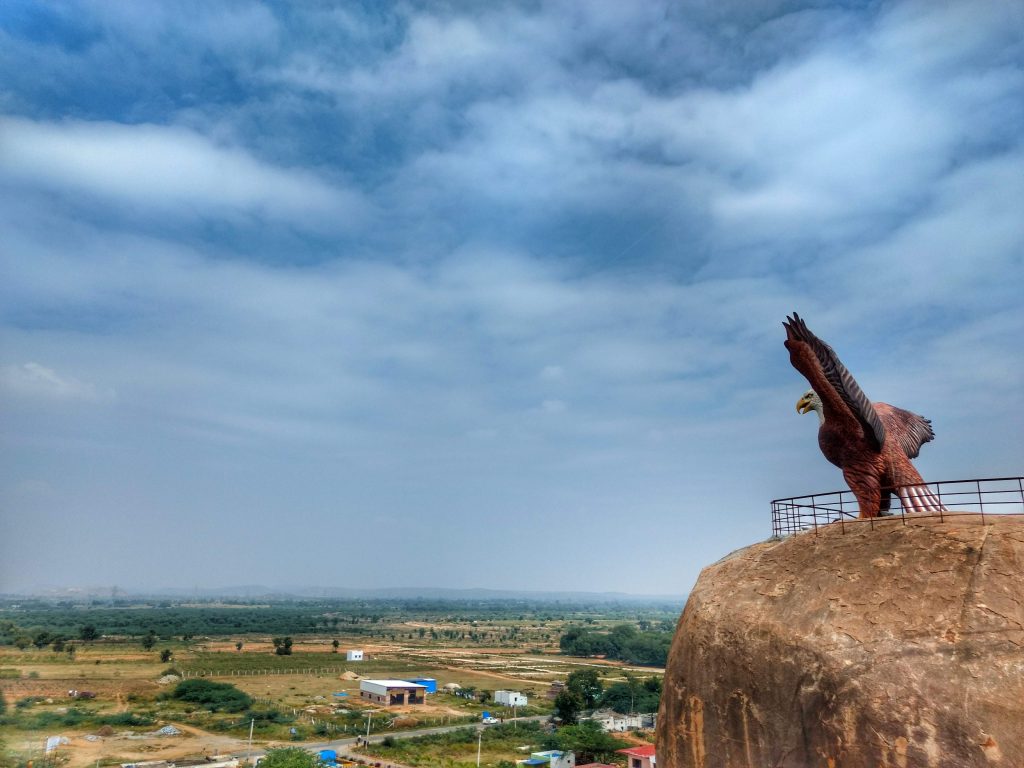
[{"x1": 657, "y1": 515, "x2": 1024, "y2": 767}]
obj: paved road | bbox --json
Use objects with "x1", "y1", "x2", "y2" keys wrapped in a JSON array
[{"x1": 230, "y1": 715, "x2": 549, "y2": 761}]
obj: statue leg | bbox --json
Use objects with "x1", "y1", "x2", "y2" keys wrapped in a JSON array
[
  {"x1": 879, "y1": 488, "x2": 893, "y2": 517},
  {"x1": 843, "y1": 467, "x2": 881, "y2": 519}
]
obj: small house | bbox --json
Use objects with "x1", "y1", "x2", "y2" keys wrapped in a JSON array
[
  {"x1": 519, "y1": 750, "x2": 575, "y2": 768},
  {"x1": 359, "y1": 679, "x2": 426, "y2": 706},
  {"x1": 495, "y1": 690, "x2": 528, "y2": 707},
  {"x1": 617, "y1": 745, "x2": 656, "y2": 768},
  {"x1": 346, "y1": 649, "x2": 364, "y2": 661},
  {"x1": 587, "y1": 709, "x2": 643, "y2": 732}
]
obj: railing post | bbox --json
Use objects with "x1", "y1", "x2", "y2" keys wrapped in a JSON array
[{"x1": 978, "y1": 479, "x2": 985, "y2": 524}]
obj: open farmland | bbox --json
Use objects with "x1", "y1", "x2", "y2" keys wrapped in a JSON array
[{"x1": 0, "y1": 598, "x2": 677, "y2": 768}]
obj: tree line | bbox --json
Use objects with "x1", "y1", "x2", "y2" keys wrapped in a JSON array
[{"x1": 559, "y1": 623, "x2": 672, "y2": 666}]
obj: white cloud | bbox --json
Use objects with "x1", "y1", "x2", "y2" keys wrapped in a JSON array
[
  {"x1": 0, "y1": 117, "x2": 369, "y2": 230},
  {"x1": 539, "y1": 365, "x2": 564, "y2": 381},
  {"x1": 0, "y1": 362, "x2": 112, "y2": 403}
]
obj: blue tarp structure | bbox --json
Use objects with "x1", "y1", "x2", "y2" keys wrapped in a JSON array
[
  {"x1": 406, "y1": 677, "x2": 437, "y2": 693},
  {"x1": 332, "y1": 692, "x2": 348, "y2": 697}
]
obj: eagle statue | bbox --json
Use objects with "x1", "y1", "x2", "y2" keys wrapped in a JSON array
[{"x1": 783, "y1": 313, "x2": 944, "y2": 518}]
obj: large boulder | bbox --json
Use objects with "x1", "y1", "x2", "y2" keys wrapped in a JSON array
[{"x1": 657, "y1": 515, "x2": 1024, "y2": 767}]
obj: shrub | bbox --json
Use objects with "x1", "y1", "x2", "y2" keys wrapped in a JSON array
[
  {"x1": 171, "y1": 679, "x2": 252, "y2": 712},
  {"x1": 97, "y1": 712, "x2": 155, "y2": 727},
  {"x1": 259, "y1": 748, "x2": 318, "y2": 768},
  {"x1": 246, "y1": 709, "x2": 292, "y2": 724}
]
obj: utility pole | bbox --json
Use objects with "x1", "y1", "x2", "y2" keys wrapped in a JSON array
[
  {"x1": 476, "y1": 730, "x2": 482, "y2": 767},
  {"x1": 365, "y1": 711, "x2": 372, "y2": 742},
  {"x1": 246, "y1": 718, "x2": 254, "y2": 765}
]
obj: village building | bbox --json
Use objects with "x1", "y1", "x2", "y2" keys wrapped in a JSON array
[
  {"x1": 345, "y1": 649, "x2": 364, "y2": 661},
  {"x1": 519, "y1": 750, "x2": 575, "y2": 768},
  {"x1": 617, "y1": 745, "x2": 656, "y2": 768},
  {"x1": 358, "y1": 679, "x2": 426, "y2": 706},
  {"x1": 586, "y1": 709, "x2": 643, "y2": 732},
  {"x1": 495, "y1": 689, "x2": 528, "y2": 706}
]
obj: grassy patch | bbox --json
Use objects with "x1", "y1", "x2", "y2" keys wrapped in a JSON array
[{"x1": 360, "y1": 721, "x2": 551, "y2": 767}]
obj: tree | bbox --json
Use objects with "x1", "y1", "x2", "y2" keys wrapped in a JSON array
[
  {"x1": 141, "y1": 631, "x2": 157, "y2": 651},
  {"x1": 51, "y1": 637, "x2": 66, "y2": 653},
  {"x1": 598, "y1": 676, "x2": 661, "y2": 715},
  {"x1": 80, "y1": 625, "x2": 99, "y2": 642},
  {"x1": 258, "y1": 748, "x2": 319, "y2": 768},
  {"x1": 235, "y1": 641, "x2": 244, "y2": 652},
  {"x1": 272, "y1": 637, "x2": 293, "y2": 656},
  {"x1": 66, "y1": 643, "x2": 77, "y2": 660},
  {"x1": 553, "y1": 689, "x2": 584, "y2": 725},
  {"x1": 566, "y1": 668, "x2": 603, "y2": 709},
  {"x1": 332, "y1": 639, "x2": 339, "y2": 653},
  {"x1": 32, "y1": 631, "x2": 53, "y2": 650},
  {"x1": 160, "y1": 649, "x2": 174, "y2": 663},
  {"x1": 13, "y1": 636, "x2": 31, "y2": 651},
  {"x1": 545, "y1": 720, "x2": 626, "y2": 764}
]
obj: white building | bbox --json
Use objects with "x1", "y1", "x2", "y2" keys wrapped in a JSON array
[
  {"x1": 346, "y1": 649, "x2": 364, "y2": 661},
  {"x1": 587, "y1": 709, "x2": 643, "y2": 732},
  {"x1": 495, "y1": 690, "x2": 528, "y2": 707},
  {"x1": 521, "y1": 750, "x2": 574, "y2": 768}
]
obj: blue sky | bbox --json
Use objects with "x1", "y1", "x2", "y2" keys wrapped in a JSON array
[{"x1": 1, "y1": 0, "x2": 1021, "y2": 595}]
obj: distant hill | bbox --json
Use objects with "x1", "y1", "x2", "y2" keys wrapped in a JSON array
[{"x1": 5, "y1": 583, "x2": 686, "y2": 604}]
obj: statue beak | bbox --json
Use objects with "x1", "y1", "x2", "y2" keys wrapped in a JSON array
[{"x1": 796, "y1": 396, "x2": 812, "y2": 414}]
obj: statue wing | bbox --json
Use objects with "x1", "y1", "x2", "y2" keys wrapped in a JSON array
[
  {"x1": 875, "y1": 403, "x2": 935, "y2": 459},
  {"x1": 783, "y1": 313, "x2": 886, "y2": 450}
]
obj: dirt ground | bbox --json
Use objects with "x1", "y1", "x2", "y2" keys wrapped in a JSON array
[{"x1": 10, "y1": 723, "x2": 246, "y2": 768}]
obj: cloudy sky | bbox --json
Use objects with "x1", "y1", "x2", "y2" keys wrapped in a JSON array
[{"x1": 1, "y1": 0, "x2": 1022, "y2": 596}]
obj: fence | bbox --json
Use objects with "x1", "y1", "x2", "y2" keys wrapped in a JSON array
[
  {"x1": 771, "y1": 476, "x2": 1024, "y2": 538},
  {"x1": 181, "y1": 666, "x2": 349, "y2": 679}
]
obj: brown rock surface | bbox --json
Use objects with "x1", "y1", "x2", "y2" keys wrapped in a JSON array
[{"x1": 657, "y1": 514, "x2": 1024, "y2": 768}]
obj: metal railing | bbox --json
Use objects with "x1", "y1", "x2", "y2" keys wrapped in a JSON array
[{"x1": 771, "y1": 476, "x2": 1024, "y2": 537}]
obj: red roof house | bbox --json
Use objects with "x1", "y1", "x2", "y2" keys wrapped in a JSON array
[{"x1": 617, "y1": 744, "x2": 657, "y2": 768}]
